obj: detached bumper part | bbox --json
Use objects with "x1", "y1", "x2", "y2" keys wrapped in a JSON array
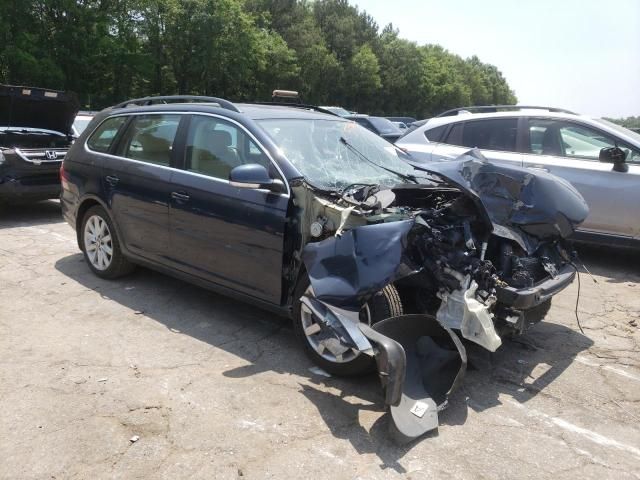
[
  {"x1": 360, "y1": 315, "x2": 466, "y2": 443},
  {"x1": 300, "y1": 295, "x2": 374, "y2": 356},
  {"x1": 496, "y1": 263, "x2": 576, "y2": 310}
]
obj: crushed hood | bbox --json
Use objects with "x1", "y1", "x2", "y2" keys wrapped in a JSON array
[
  {"x1": 0, "y1": 84, "x2": 79, "y2": 135},
  {"x1": 409, "y1": 150, "x2": 589, "y2": 253}
]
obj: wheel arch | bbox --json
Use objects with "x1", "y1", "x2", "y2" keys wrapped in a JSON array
[{"x1": 75, "y1": 195, "x2": 122, "y2": 252}]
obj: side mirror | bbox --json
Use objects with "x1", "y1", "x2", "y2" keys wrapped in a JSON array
[
  {"x1": 229, "y1": 164, "x2": 285, "y2": 192},
  {"x1": 599, "y1": 147, "x2": 628, "y2": 173}
]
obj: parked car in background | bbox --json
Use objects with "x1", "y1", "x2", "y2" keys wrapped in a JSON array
[
  {"x1": 386, "y1": 116, "x2": 418, "y2": 126},
  {"x1": 319, "y1": 106, "x2": 352, "y2": 117},
  {"x1": 0, "y1": 84, "x2": 78, "y2": 203},
  {"x1": 345, "y1": 114, "x2": 403, "y2": 142},
  {"x1": 72, "y1": 111, "x2": 96, "y2": 135},
  {"x1": 397, "y1": 105, "x2": 640, "y2": 248},
  {"x1": 391, "y1": 121, "x2": 408, "y2": 131},
  {"x1": 61, "y1": 95, "x2": 586, "y2": 440}
]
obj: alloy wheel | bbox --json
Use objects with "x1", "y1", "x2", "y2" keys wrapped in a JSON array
[
  {"x1": 83, "y1": 214, "x2": 113, "y2": 271},
  {"x1": 299, "y1": 286, "x2": 371, "y2": 364}
]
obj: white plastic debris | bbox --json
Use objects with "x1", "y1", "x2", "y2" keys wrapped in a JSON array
[
  {"x1": 97, "y1": 378, "x2": 108, "y2": 382},
  {"x1": 129, "y1": 435, "x2": 140, "y2": 443},
  {"x1": 437, "y1": 277, "x2": 502, "y2": 352},
  {"x1": 308, "y1": 366, "x2": 332, "y2": 378}
]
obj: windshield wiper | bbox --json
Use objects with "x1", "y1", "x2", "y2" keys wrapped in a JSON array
[{"x1": 339, "y1": 137, "x2": 418, "y2": 184}]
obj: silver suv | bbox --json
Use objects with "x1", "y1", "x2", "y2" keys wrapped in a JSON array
[{"x1": 397, "y1": 106, "x2": 640, "y2": 248}]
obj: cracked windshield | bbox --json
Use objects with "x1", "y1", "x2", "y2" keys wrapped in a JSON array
[{"x1": 258, "y1": 118, "x2": 417, "y2": 190}]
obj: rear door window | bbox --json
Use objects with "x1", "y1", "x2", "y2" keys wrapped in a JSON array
[
  {"x1": 460, "y1": 118, "x2": 518, "y2": 151},
  {"x1": 87, "y1": 116, "x2": 128, "y2": 153},
  {"x1": 118, "y1": 114, "x2": 181, "y2": 166}
]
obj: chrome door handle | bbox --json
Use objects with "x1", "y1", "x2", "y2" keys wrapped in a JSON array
[
  {"x1": 171, "y1": 191, "x2": 190, "y2": 202},
  {"x1": 105, "y1": 175, "x2": 119, "y2": 186}
]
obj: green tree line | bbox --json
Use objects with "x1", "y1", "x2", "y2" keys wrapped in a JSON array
[
  {"x1": 0, "y1": 0, "x2": 517, "y2": 117},
  {"x1": 604, "y1": 116, "x2": 640, "y2": 130}
]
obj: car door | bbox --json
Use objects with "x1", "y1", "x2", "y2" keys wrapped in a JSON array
[
  {"x1": 521, "y1": 117, "x2": 640, "y2": 239},
  {"x1": 168, "y1": 114, "x2": 289, "y2": 304},
  {"x1": 430, "y1": 117, "x2": 523, "y2": 167},
  {"x1": 102, "y1": 113, "x2": 183, "y2": 262}
]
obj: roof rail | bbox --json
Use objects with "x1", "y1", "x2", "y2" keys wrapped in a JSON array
[
  {"x1": 248, "y1": 102, "x2": 341, "y2": 117},
  {"x1": 112, "y1": 95, "x2": 240, "y2": 113},
  {"x1": 436, "y1": 105, "x2": 577, "y2": 117}
]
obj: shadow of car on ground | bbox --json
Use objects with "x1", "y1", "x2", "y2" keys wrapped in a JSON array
[
  {"x1": 53, "y1": 251, "x2": 594, "y2": 472},
  {"x1": 0, "y1": 200, "x2": 63, "y2": 230}
]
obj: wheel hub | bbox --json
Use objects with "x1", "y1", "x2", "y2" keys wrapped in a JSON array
[
  {"x1": 83, "y1": 215, "x2": 113, "y2": 271},
  {"x1": 300, "y1": 286, "x2": 371, "y2": 364}
]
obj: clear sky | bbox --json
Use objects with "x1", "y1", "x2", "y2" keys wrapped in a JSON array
[{"x1": 353, "y1": 0, "x2": 640, "y2": 118}]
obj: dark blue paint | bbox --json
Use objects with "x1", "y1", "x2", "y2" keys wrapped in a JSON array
[{"x1": 61, "y1": 104, "x2": 298, "y2": 308}]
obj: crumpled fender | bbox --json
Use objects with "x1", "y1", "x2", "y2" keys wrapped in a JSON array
[
  {"x1": 302, "y1": 219, "x2": 419, "y2": 308},
  {"x1": 408, "y1": 149, "x2": 589, "y2": 253}
]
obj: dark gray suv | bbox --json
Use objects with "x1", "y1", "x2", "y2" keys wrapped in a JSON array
[{"x1": 0, "y1": 84, "x2": 78, "y2": 203}]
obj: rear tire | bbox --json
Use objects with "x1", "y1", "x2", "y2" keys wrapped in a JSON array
[
  {"x1": 293, "y1": 276, "x2": 403, "y2": 376},
  {"x1": 80, "y1": 205, "x2": 134, "y2": 279}
]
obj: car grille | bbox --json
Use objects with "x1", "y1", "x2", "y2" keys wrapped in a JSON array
[{"x1": 14, "y1": 148, "x2": 67, "y2": 164}]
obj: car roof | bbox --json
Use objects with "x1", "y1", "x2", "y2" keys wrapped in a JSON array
[
  {"x1": 400, "y1": 109, "x2": 640, "y2": 148},
  {"x1": 105, "y1": 102, "x2": 344, "y2": 122},
  {"x1": 237, "y1": 103, "x2": 346, "y2": 121},
  {"x1": 424, "y1": 110, "x2": 592, "y2": 128}
]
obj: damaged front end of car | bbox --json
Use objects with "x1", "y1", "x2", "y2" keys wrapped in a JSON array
[{"x1": 289, "y1": 150, "x2": 588, "y2": 442}]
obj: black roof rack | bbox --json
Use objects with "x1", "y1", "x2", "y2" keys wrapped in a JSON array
[
  {"x1": 112, "y1": 95, "x2": 240, "y2": 113},
  {"x1": 436, "y1": 105, "x2": 577, "y2": 117}
]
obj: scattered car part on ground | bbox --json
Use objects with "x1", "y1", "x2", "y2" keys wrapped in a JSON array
[
  {"x1": 61, "y1": 96, "x2": 587, "y2": 441},
  {"x1": 396, "y1": 105, "x2": 640, "y2": 248},
  {"x1": 0, "y1": 84, "x2": 79, "y2": 203}
]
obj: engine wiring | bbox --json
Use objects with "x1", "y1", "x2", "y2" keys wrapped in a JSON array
[
  {"x1": 571, "y1": 263, "x2": 585, "y2": 335},
  {"x1": 570, "y1": 254, "x2": 599, "y2": 336}
]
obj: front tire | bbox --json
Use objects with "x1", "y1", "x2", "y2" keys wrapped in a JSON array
[
  {"x1": 293, "y1": 276, "x2": 403, "y2": 376},
  {"x1": 80, "y1": 205, "x2": 134, "y2": 279}
]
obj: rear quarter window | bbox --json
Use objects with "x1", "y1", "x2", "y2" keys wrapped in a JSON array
[
  {"x1": 424, "y1": 124, "x2": 448, "y2": 142},
  {"x1": 87, "y1": 116, "x2": 128, "y2": 153}
]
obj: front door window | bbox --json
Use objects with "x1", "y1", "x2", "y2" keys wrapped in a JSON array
[
  {"x1": 528, "y1": 118, "x2": 640, "y2": 162},
  {"x1": 185, "y1": 115, "x2": 270, "y2": 180}
]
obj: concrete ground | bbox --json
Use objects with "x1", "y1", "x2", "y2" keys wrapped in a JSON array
[{"x1": 1, "y1": 200, "x2": 639, "y2": 480}]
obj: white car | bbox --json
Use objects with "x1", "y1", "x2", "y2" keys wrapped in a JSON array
[
  {"x1": 72, "y1": 111, "x2": 96, "y2": 136},
  {"x1": 397, "y1": 106, "x2": 640, "y2": 247}
]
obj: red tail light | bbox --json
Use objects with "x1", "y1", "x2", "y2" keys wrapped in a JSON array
[{"x1": 60, "y1": 163, "x2": 69, "y2": 185}]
